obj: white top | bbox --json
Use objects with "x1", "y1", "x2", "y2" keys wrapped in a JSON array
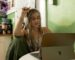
[{"x1": 19, "y1": 51, "x2": 40, "y2": 60}]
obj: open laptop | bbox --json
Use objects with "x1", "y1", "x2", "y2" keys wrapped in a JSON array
[{"x1": 41, "y1": 33, "x2": 75, "y2": 60}]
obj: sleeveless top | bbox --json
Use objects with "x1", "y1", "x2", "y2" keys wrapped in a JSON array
[{"x1": 25, "y1": 28, "x2": 44, "y2": 52}]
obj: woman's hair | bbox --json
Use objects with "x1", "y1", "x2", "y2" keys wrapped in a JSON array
[
  {"x1": 27, "y1": 9, "x2": 42, "y2": 33},
  {"x1": 27, "y1": 9, "x2": 40, "y2": 22}
]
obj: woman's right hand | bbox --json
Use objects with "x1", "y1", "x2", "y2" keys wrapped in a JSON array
[{"x1": 21, "y1": 7, "x2": 30, "y2": 18}]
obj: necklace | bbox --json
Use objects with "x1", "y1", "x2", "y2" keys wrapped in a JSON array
[
  {"x1": 27, "y1": 26, "x2": 43, "y2": 51},
  {"x1": 30, "y1": 29, "x2": 42, "y2": 51}
]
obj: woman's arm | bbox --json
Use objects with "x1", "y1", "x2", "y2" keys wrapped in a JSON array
[
  {"x1": 13, "y1": 16, "x2": 25, "y2": 36},
  {"x1": 13, "y1": 8, "x2": 30, "y2": 36}
]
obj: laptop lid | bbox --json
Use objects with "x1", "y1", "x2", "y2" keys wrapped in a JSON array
[{"x1": 41, "y1": 33, "x2": 75, "y2": 60}]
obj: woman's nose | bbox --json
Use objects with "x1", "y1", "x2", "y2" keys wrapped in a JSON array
[{"x1": 35, "y1": 19, "x2": 40, "y2": 22}]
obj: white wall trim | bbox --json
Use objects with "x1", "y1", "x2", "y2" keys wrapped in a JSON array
[
  {"x1": 7, "y1": 7, "x2": 15, "y2": 15},
  {"x1": 36, "y1": 0, "x2": 46, "y2": 27}
]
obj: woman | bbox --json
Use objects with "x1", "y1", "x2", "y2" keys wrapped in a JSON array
[
  {"x1": 6, "y1": 7, "x2": 51, "y2": 60},
  {"x1": 14, "y1": 7, "x2": 51, "y2": 51}
]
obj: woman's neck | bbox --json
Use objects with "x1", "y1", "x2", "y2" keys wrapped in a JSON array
[{"x1": 32, "y1": 27, "x2": 39, "y2": 32}]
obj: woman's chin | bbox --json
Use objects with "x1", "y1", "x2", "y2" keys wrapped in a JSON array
[{"x1": 36, "y1": 26, "x2": 41, "y2": 29}]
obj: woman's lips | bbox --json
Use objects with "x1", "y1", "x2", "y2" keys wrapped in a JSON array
[{"x1": 35, "y1": 23, "x2": 40, "y2": 26}]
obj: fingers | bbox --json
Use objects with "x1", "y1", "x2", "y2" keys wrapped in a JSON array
[
  {"x1": 21, "y1": 7, "x2": 30, "y2": 17},
  {"x1": 22, "y1": 7, "x2": 30, "y2": 13}
]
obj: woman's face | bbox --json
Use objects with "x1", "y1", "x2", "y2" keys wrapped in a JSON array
[{"x1": 29, "y1": 12, "x2": 41, "y2": 29}]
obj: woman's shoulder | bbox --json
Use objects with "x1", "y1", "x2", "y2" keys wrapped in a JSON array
[{"x1": 41, "y1": 27, "x2": 52, "y2": 33}]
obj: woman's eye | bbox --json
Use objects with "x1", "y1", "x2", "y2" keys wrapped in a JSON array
[{"x1": 31, "y1": 16, "x2": 40, "y2": 21}]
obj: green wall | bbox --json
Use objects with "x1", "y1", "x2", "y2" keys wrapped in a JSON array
[
  {"x1": 0, "y1": 17, "x2": 2, "y2": 24},
  {"x1": 47, "y1": 0, "x2": 75, "y2": 33},
  {"x1": 7, "y1": 12, "x2": 15, "y2": 21},
  {"x1": 7, "y1": 12, "x2": 15, "y2": 26},
  {"x1": 0, "y1": 12, "x2": 15, "y2": 24},
  {"x1": 47, "y1": 0, "x2": 75, "y2": 52}
]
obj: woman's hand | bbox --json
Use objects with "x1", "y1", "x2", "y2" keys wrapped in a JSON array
[
  {"x1": 14, "y1": 7, "x2": 30, "y2": 36},
  {"x1": 21, "y1": 7, "x2": 30, "y2": 18}
]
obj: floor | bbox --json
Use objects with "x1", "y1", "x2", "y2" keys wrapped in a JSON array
[{"x1": 0, "y1": 35, "x2": 11, "y2": 60}]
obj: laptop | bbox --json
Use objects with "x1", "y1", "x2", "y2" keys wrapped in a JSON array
[{"x1": 41, "y1": 33, "x2": 75, "y2": 60}]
